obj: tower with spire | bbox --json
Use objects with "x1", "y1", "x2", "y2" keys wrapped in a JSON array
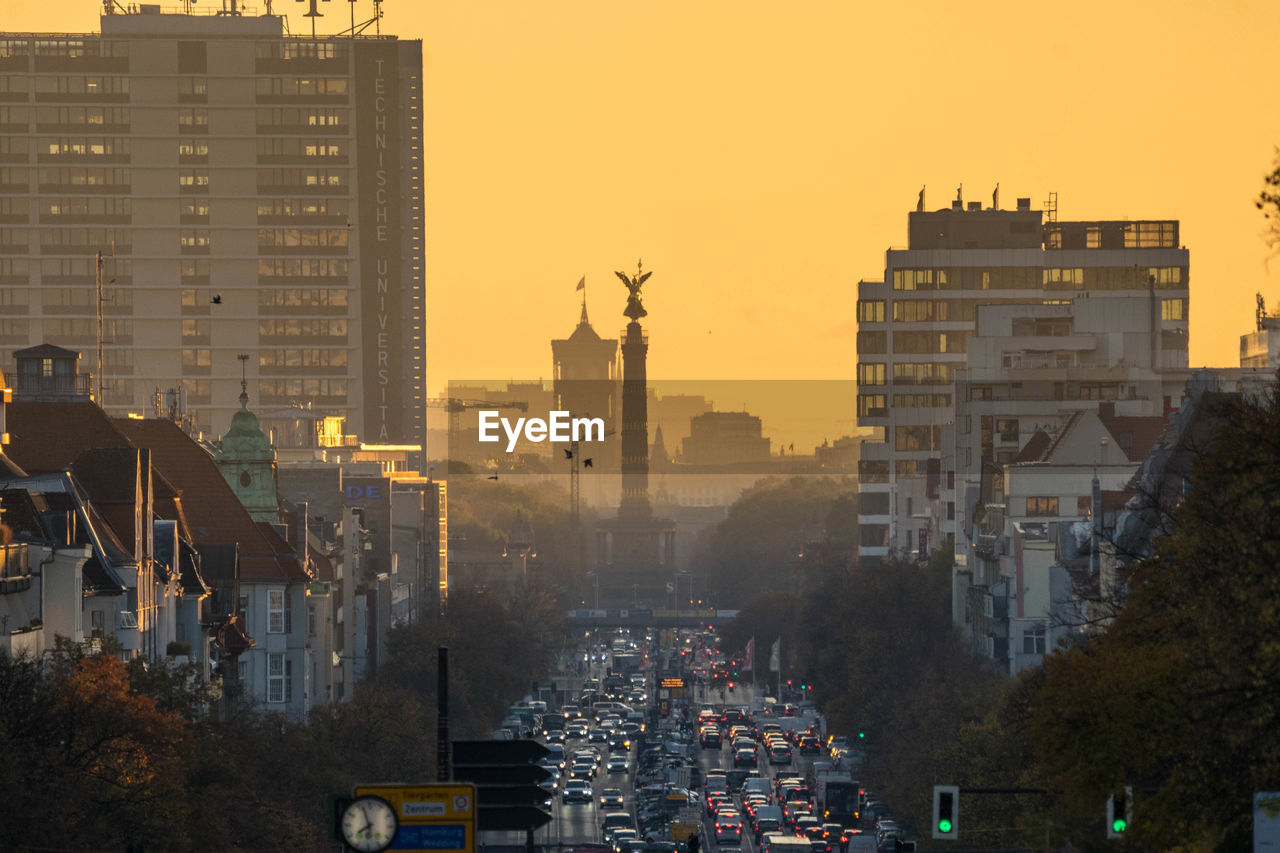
[
  {"x1": 215, "y1": 356, "x2": 280, "y2": 523},
  {"x1": 551, "y1": 290, "x2": 619, "y2": 433}
]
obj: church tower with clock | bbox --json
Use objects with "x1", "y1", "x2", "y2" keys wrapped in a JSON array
[{"x1": 216, "y1": 377, "x2": 280, "y2": 524}]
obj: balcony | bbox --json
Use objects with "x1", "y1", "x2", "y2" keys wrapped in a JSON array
[{"x1": 12, "y1": 372, "x2": 93, "y2": 401}]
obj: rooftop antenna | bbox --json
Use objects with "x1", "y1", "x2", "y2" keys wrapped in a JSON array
[
  {"x1": 1258, "y1": 292, "x2": 1267, "y2": 331},
  {"x1": 1043, "y1": 191, "x2": 1059, "y2": 223},
  {"x1": 237, "y1": 353, "x2": 250, "y2": 403},
  {"x1": 339, "y1": 0, "x2": 383, "y2": 37}
]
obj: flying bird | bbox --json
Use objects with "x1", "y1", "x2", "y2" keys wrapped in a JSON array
[
  {"x1": 564, "y1": 448, "x2": 574, "y2": 460},
  {"x1": 487, "y1": 473, "x2": 498, "y2": 481},
  {"x1": 583, "y1": 458, "x2": 593, "y2": 468},
  {"x1": 211, "y1": 294, "x2": 222, "y2": 304}
]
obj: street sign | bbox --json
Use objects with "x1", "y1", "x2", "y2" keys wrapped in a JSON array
[
  {"x1": 451, "y1": 741, "x2": 552, "y2": 833},
  {"x1": 661, "y1": 677, "x2": 684, "y2": 688},
  {"x1": 452, "y1": 740, "x2": 550, "y2": 766},
  {"x1": 452, "y1": 765, "x2": 551, "y2": 786},
  {"x1": 476, "y1": 785, "x2": 553, "y2": 807},
  {"x1": 352, "y1": 783, "x2": 476, "y2": 853},
  {"x1": 469, "y1": 805, "x2": 552, "y2": 832}
]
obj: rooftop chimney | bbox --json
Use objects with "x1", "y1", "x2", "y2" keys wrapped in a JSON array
[
  {"x1": 951, "y1": 200, "x2": 963, "y2": 211},
  {"x1": 1016, "y1": 197, "x2": 1031, "y2": 211},
  {"x1": 967, "y1": 201, "x2": 982, "y2": 212}
]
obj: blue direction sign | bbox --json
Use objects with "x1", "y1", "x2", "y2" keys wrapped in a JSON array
[{"x1": 391, "y1": 824, "x2": 467, "y2": 850}]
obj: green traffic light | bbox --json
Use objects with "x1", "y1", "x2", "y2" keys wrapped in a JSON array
[
  {"x1": 1112, "y1": 818, "x2": 1127, "y2": 834},
  {"x1": 938, "y1": 819, "x2": 952, "y2": 834},
  {"x1": 857, "y1": 731, "x2": 865, "y2": 739}
]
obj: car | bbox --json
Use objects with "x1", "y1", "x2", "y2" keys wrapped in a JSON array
[
  {"x1": 574, "y1": 747, "x2": 602, "y2": 769},
  {"x1": 700, "y1": 727, "x2": 722, "y2": 749},
  {"x1": 570, "y1": 761, "x2": 595, "y2": 780},
  {"x1": 611, "y1": 829, "x2": 639, "y2": 853},
  {"x1": 567, "y1": 721, "x2": 590, "y2": 739},
  {"x1": 798, "y1": 735, "x2": 822, "y2": 755},
  {"x1": 607, "y1": 732, "x2": 631, "y2": 752},
  {"x1": 589, "y1": 728, "x2": 609, "y2": 743},
  {"x1": 546, "y1": 728, "x2": 566, "y2": 744},
  {"x1": 563, "y1": 780, "x2": 592, "y2": 804},
  {"x1": 795, "y1": 817, "x2": 823, "y2": 839},
  {"x1": 599, "y1": 787, "x2": 625, "y2": 810},
  {"x1": 715, "y1": 814, "x2": 744, "y2": 843},
  {"x1": 768, "y1": 743, "x2": 793, "y2": 766},
  {"x1": 733, "y1": 747, "x2": 757, "y2": 768},
  {"x1": 601, "y1": 811, "x2": 636, "y2": 844},
  {"x1": 607, "y1": 755, "x2": 629, "y2": 773}
]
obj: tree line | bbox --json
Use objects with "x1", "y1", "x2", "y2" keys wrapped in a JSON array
[
  {"x1": 720, "y1": 381, "x2": 1280, "y2": 851},
  {"x1": 0, "y1": 582, "x2": 565, "y2": 851}
]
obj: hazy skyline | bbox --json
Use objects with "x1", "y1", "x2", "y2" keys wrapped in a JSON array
[{"x1": 6, "y1": 0, "x2": 1280, "y2": 396}]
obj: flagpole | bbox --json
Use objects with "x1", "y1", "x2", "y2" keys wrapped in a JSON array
[{"x1": 751, "y1": 635, "x2": 756, "y2": 695}]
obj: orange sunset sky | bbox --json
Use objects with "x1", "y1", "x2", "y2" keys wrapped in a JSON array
[{"x1": 5, "y1": 0, "x2": 1280, "y2": 402}]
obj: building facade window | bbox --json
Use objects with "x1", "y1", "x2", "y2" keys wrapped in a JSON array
[
  {"x1": 1022, "y1": 624, "x2": 1047, "y2": 655},
  {"x1": 1025, "y1": 496, "x2": 1059, "y2": 516},
  {"x1": 856, "y1": 299, "x2": 884, "y2": 323},
  {"x1": 268, "y1": 589, "x2": 285, "y2": 633},
  {"x1": 267, "y1": 652, "x2": 285, "y2": 702},
  {"x1": 857, "y1": 362, "x2": 886, "y2": 386},
  {"x1": 856, "y1": 394, "x2": 886, "y2": 418},
  {"x1": 895, "y1": 425, "x2": 942, "y2": 451},
  {"x1": 857, "y1": 460, "x2": 889, "y2": 483},
  {"x1": 1161, "y1": 298, "x2": 1188, "y2": 321}
]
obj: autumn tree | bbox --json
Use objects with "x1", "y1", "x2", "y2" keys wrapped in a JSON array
[
  {"x1": 0, "y1": 643, "x2": 194, "y2": 850},
  {"x1": 1030, "y1": 383, "x2": 1280, "y2": 851}
]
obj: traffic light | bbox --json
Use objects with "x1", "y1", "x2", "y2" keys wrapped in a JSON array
[
  {"x1": 932, "y1": 785, "x2": 959, "y2": 840},
  {"x1": 1107, "y1": 786, "x2": 1132, "y2": 839},
  {"x1": 857, "y1": 730, "x2": 866, "y2": 740}
]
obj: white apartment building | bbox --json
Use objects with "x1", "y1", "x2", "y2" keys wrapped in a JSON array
[
  {"x1": 855, "y1": 196, "x2": 1189, "y2": 563},
  {"x1": 0, "y1": 7, "x2": 425, "y2": 451}
]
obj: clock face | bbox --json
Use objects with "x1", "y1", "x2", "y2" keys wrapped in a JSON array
[{"x1": 341, "y1": 795, "x2": 399, "y2": 852}]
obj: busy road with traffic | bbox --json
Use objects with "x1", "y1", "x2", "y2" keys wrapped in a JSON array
[{"x1": 485, "y1": 627, "x2": 911, "y2": 853}]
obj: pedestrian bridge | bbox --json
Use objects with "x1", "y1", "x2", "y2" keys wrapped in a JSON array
[{"x1": 564, "y1": 608, "x2": 738, "y2": 628}]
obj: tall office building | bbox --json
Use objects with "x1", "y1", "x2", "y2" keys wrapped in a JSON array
[
  {"x1": 855, "y1": 194, "x2": 1189, "y2": 562},
  {"x1": 0, "y1": 7, "x2": 425, "y2": 451}
]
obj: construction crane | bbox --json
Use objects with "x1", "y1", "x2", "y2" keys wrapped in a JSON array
[{"x1": 426, "y1": 397, "x2": 529, "y2": 457}]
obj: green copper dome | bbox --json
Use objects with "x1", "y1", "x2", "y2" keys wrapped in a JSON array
[{"x1": 219, "y1": 390, "x2": 273, "y2": 462}]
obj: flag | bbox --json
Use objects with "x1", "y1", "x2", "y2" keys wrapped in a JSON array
[
  {"x1": 916, "y1": 185, "x2": 925, "y2": 212},
  {"x1": 576, "y1": 276, "x2": 585, "y2": 291},
  {"x1": 992, "y1": 182, "x2": 999, "y2": 210},
  {"x1": 743, "y1": 636, "x2": 755, "y2": 672},
  {"x1": 769, "y1": 638, "x2": 780, "y2": 673}
]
